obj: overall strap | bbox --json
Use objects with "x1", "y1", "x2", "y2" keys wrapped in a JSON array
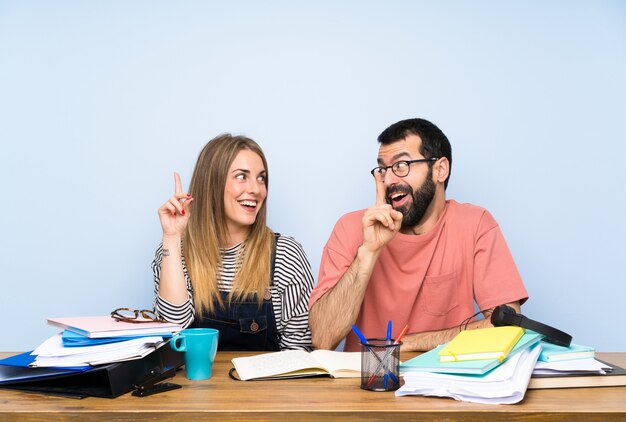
[{"x1": 270, "y1": 232, "x2": 279, "y2": 285}]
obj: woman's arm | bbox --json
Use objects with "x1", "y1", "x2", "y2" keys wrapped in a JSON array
[
  {"x1": 273, "y1": 236, "x2": 315, "y2": 351},
  {"x1": 153, "y1": 172, "x2": 195, "y2": 327},
  {"x1": 152, "y1": 243, "x2": 195, "y2": 327}
]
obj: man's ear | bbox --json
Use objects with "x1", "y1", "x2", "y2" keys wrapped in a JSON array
[{"x1": 433, "y1": 158, "x2": 450, "y2": 184}]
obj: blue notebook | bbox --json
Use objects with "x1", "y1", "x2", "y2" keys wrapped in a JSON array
[
  {"x1": 401, "y1": 331, "x2": 543, "y2": 375},
  {"x1": 538, "y1": 342, "x2": 595, "y2": 362},
  {"x1": 61, "y1": 329, "x2": 173, "y2": 347},
  {"x1": 0, "y1": 352, "x2": 90, "y2": 384}
]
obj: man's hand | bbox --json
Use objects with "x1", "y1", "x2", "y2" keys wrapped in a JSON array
[
  {"x1": 401, "y1": 301, "x2": 523, "y2": 351},
  {"x1": 362, "y1": 172, "x2": 403, "y2": 253},
  {"x1": 310, "y1": 173, "x2": 404, "y2": 350}
]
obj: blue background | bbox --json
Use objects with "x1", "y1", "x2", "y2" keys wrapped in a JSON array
[{"x1": 1, "y1": 1, "x2": 625, "y2": 351}]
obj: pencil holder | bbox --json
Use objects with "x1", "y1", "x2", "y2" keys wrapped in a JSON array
[{"x1": 360, "y1": 338, "x2": 401, "y2": 392}]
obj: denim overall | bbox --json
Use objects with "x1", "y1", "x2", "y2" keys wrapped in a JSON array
[{"x1": 193, "y1": 235, "x2": 280, "y2": 351}]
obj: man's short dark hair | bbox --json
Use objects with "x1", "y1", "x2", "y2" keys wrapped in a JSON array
[{"x1": 377, "y1": 118, "x2": 452, "y2": 189}]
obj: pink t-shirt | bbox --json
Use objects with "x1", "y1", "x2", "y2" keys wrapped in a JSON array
[{"x1": 309, "y1": 200, "x2": 528, "y2": 352}]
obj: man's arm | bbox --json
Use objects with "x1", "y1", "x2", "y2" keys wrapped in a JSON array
[
  {"x1": 400, "y1": 301, "x2": 521, "y2": 351},
  {"x1": 309, "y1": 246, "x2": 379, "y2": 350},
  {"x1": 310, "y1": 173, "x2": 403, "y2": 350}
]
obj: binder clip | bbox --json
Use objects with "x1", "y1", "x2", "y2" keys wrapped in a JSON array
[{"x1": 132, "y1": 366, "x2": 181, "y2": 397}]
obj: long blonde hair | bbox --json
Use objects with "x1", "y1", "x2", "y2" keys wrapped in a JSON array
[{"x1": 183, "y1": 134, "x2": 274, "y2": 315}]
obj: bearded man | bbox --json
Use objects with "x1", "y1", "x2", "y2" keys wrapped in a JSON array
[{"x1": 309, "y1": 118, "x2": 528, "y2": 351}]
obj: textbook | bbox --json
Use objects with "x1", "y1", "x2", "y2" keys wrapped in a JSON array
[
  {"x1": 439, "y1": 326, "x2": 525, "y2": 362},
  {"x1": 538, "y1": 341, "x2": 595, "y2": 362},
  {"x1": 529, "y1": 360, "x2": 626, "y2": 389},
  {"x1": 402, "y1": 331, "x2": 542, "y2": 375},
  {"x1": 47, "y1": 316, "x2": 182, "y2": 338},
  {"x1": 231, "y1": 350, "x2": 361, "y2": 380}
]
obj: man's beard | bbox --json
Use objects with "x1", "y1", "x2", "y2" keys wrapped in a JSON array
[{"x1": 387, "y1": 170, "x2": 436, "y2": 228}]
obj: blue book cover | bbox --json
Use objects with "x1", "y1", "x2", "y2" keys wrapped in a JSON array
[
  {"x1": 401, "y1": 331, "x2": 543, "y2": 375},
  {"x1": 61, "y1": 329, "x2": 172, "y2": 347},
  {"x1": 538, "y1": 342, "x2": 595, "y2": 362},
  {"x1": 0, "y1": 352, "x2": 90, "y2": 384}
]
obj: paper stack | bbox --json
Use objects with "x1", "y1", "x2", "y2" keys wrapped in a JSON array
[
  {"x1": 524, "y1": 340, "x2": 626, "y2": 389},
  {"x1": 533, "y1": 357, "x2": 609, "y2": 376},
  {"x1": 397, "y1": 327, "x2": 545, "y2": 404},
  {"x1": 25, "y1": 314, "x2": 182, "y2": 367},
  {"x1": 30, "y1": 333, "x2": 165, "y2": 367},
  {"x1": 397, "y1": 343, "x2": 541, "y2": 404}
]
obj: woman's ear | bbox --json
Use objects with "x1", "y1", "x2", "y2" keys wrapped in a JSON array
[{"x1": 434, "y1": 157, "x2": 450, "y2": 184}]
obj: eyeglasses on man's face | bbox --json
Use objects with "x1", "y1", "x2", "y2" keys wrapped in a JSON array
[
  {"x1": 111, "y1": 307, "x2": 164, "y2": 323},
  {"x1": 370, "y1": 158, "x2": 438, "y2": 179}
]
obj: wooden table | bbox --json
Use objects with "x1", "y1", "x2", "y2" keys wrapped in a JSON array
[{"x1": 1, "y1": 352, "x2": 625, "y2": 421}]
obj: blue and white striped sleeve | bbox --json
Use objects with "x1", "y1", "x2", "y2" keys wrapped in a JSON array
[
  {"x1": 151, "y1": 244, "x2": 195, "y2": 328},
  {"x1": 273, "y1": 236, "x2": 314, "y2": 351}
]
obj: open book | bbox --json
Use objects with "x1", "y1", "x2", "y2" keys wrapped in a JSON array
[{"x1": 231, "y1": 350, "x2": 361, "y2": 380}]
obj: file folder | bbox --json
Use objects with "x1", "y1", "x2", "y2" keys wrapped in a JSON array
[{"x1": 0, "y1": 343, "x2": 183, "y2": 398}]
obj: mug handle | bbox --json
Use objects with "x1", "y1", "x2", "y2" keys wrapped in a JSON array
[{"x1": 170, "y1": 335, "x2": 187, "y2": 352}]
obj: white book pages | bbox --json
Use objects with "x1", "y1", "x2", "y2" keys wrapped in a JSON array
[
  {"x1": 396, "y1": 343, "x2": 541, "y2": 405},
  {"x1": 33, "y1": 334, "x2": 163, "y2": 357},
  {"x1": 29, "y1": 334, "x2": 163, "y2": 367},
  {"x1": 533, "y1": 358, "x2": 611, "y2": 375}
]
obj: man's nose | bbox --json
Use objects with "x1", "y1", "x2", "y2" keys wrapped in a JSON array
[{"x1": 382, "y1": 170, "x2": 402, "y2": 186}]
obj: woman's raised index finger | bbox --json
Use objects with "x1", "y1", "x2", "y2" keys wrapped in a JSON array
[
  {"x1": 174, "y1": 172, "x2": 183, "y2": 195},
  {"x1": 374, "y1": 171, "x2": 386, "y2": 205}
]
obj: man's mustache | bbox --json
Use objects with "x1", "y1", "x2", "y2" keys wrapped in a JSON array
[{"x1": 386, "y1": 185, "x2": 412, "y2": 202}]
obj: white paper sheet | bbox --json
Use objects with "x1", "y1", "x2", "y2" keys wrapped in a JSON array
[
  {"x1": 396, "y1": 343, "x2": 541, "y2": 404},
  {"x1": 533, "y1": 357, "x2": 611, "y2": 375},
  {"x1": 29, "y1": 333, "x2": 163, "y2": 367}
]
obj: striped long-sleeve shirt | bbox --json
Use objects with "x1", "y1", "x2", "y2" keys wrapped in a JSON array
[{"x1": 152, "y1": 234, "x2": 314, "y2": 351}]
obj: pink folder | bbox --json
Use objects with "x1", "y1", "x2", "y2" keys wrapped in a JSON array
[{"x1": 47, "y1": 316, "x2": 183, "y2": 338}]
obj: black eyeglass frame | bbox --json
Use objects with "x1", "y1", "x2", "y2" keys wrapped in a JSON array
[
  {"x1": 370, "y1": 157, "x2": 439, "y2": 178},
  {"x1": 111, "y1": 307, "x2": 164, "y2": 323}
]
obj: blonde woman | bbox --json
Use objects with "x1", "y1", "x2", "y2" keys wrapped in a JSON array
[{"x1": 152, "y1": 134, "x2": 313, "y2": 351}]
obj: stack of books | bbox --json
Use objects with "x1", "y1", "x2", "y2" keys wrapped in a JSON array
[
  {"x1": 2, "y1": 315, "x2": 182, "y2": 369},
  {"x1": 0, "y1": 315, "x2": 184, "y2": 398},
  {"x1": 29, "y1": 316, "x2": 183, "y2": 367},
  {"x1": 529, "y1": 341, "x2": 626, "y2": 389},
  {"x1": 398, "y1": 326, "x2": 542, "y2": 404},
  {"x1": 399, "y1": 327, "x2": 625, "y2": 403}
]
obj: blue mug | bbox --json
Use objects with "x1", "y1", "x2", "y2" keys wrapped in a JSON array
[{"x1": 170, "y1": 328, "x2": 219, "y2": 380}]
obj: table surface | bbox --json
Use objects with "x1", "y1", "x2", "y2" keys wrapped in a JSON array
[{"x1": 1, "y1": 351, "x2": 625, "y2": 421}]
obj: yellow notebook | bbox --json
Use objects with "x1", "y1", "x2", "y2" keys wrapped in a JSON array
[{"x1": 438, "y1": 326, "x2": 525, "y2": 362}]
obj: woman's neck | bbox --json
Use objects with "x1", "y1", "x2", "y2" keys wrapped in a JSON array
[{"x1": 222, "y1": 226, "x2": 250, "y2": 249}]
